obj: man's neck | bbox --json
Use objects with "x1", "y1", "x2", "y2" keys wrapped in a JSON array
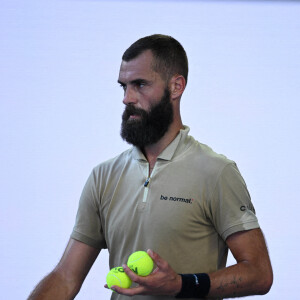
[{"x1": 142, "y1": 121, "x2": 184, "y2": 175}]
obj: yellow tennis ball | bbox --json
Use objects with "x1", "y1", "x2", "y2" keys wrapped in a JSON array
[
  {"x1": 127, "y1": 250, "x2": 154, "y2": 276},
  {"x1": 106, "y1": 267, "x2": 132, "y2": 290}
]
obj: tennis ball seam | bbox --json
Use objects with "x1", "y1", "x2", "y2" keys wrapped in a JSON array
[
  {"x1": 107, "y1": 274, "x2": 122, "y2": 288},
  {"x1": 128, "y1": 254, "x2": 148, "y2": 263}
]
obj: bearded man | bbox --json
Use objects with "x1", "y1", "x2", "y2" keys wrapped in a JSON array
[{"x1": 28, "y1": 34, "x2": 273, "y2": 300}]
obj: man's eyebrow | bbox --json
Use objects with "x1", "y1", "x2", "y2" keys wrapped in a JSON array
[
  {"x1": 118, "y1": 78, "x2": 150, "y2": 86},
  {"x1": 131, "y1": 79, "x2": 147, "y2": 85}
]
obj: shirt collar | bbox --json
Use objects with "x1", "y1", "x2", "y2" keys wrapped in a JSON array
[{"x1": 131, "y1": 125, "x2": 190, "y2": 161}]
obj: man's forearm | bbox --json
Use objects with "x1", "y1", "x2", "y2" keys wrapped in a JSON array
[
  {"x1": 27, "y1": 270, "x2": 80, "y2": 300},
  {"x1": 207, "y1": 259, "x2": 272, "y2": 298},
  {"x1": 28, "y1": 239, "x2": 100, "y2": 300},
  {"x1": 204, "y1": 228, "x2": 273, "y2": 298}
]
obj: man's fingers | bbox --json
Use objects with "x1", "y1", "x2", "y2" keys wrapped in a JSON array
[
  {"x1": 147, "y1": 249, "x2": 169, "y2": 271},
  {"x1": 112, "y1": 285, "x2": 145, "y2": 296},
  {"x1": 122, "y1": 263, "x2": 140, "y2": 280},
  {"x1": 122, "y1": 264, "x2": 149, "y2": 285},
  {"x1": 106, "y1": 252, "x2": 180, "y2": 297},
  {"x1": 107, "y1": 250, "x2": 176, "y2": 297},
  {"x1": 147, "y1": 249, "x2": 163, "y2": 267}
]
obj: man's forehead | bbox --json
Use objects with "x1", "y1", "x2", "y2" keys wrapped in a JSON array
[{"x1": 118, "y1": 50, "x2": 156, "y2": 80}]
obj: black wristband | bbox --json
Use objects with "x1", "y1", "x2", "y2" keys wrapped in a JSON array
[{"x1": 175, "y1": 273, "x2": 211, "y2": 298}]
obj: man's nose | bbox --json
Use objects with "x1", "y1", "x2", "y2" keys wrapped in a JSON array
[{"x1": 123, "y1": 86, "x2": 138, "y2": 105}]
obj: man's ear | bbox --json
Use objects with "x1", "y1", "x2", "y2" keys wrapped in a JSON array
[{"x1": 169, "y1": 75, "x2": 186, "y2": 100}]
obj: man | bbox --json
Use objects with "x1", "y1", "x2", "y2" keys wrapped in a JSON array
[{"x1": 28, "y1": 34, "x2": 273, "y2": 300}]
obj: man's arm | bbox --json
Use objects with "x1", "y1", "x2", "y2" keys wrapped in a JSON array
[
  {"x1": 208, "y1": 228, "x2": 273, "y2": 298},
  {"x1": 27, "y1": 238, "x2": 100, "y2": 300},
  {"x1": 111, "y1": 228, "x2": 273, "y2": 298}
]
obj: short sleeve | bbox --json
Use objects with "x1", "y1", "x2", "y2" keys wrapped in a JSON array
[
  {"x1": 71, "y1": 170, "x2": 107, "y2": 249},
  {"x1": 209, "y1": 163, "x2": 260, "y2": 241}
]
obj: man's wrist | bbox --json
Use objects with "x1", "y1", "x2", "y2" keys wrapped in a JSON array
[
  {"x1": 173, "y1": 273, "x2": 183, "y2": 296},
  {"x1": 175, "y1": 273, "x2": 210, "y2": 298}
]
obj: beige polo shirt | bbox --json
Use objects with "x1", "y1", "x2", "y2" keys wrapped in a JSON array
[{"x1": 71, "y1": 126, "x2": 259, "y2": 300}]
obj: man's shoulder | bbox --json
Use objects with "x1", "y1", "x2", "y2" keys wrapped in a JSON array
[
  {"x1": 92, "y1": 147, "x2": 134, "y2": 174},
  {"x1": 188, "y1": 135, "x2": 232, "y2": 162},
  {"x1": 186, "y1": 135, "x2": 235, "y2": 173}
]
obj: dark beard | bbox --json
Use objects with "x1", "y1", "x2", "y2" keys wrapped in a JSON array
[{"x1": 120, "y1": 89, "x2": 173, "y2": 147}]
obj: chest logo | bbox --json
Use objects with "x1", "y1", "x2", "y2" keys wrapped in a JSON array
[{"x1": 160, "y1": 194, "x2": 194, "y2": 204}]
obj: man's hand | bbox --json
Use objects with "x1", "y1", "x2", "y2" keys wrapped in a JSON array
[{"x1": 105, "y1": 249, "x2": 182, "y2": 297}]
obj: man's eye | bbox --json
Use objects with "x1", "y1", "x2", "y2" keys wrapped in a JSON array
[
  {"x1": 119, "y1": 84, "x2": 126, "y2": 91},
  {"x1": 136, "y1": 82, "x2": 145, "y2": 88}
]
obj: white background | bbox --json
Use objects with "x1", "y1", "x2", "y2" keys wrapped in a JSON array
[{"x1": 1, "y1": 0, "x2": 299, "y2": 299}]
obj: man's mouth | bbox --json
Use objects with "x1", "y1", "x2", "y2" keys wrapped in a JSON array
[{"x1": 129, "y1": 114, "x2": 141, "y2": 120}]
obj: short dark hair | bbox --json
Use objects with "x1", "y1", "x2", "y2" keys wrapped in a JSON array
[{"x1": 122, "y1": 34, "x2": 188, "y2": 84}]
